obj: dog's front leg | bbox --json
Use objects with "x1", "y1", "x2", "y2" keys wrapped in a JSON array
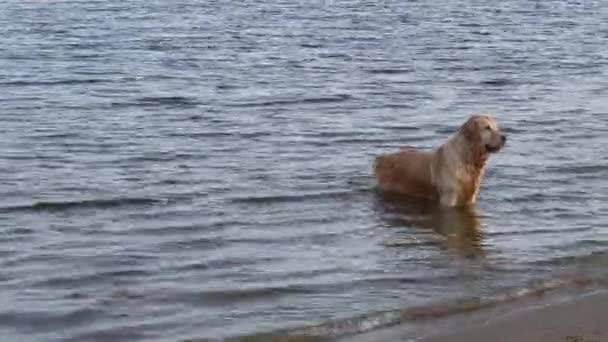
[{"x1": 439, "y1": 189, "x2": 459, "y2": 207}]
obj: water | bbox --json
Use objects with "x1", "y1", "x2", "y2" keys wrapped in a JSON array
[{"x1": 1, "y1": 0, "x2": 607, "y2": 341}]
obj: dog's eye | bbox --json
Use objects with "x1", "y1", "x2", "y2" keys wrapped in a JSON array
[{"x1": 485, "y1": 125, "x2": 492, "y2": 131}]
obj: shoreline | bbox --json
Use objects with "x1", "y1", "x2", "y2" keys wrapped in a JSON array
[
  {"x1": 343, "y1": 289, "x2": 608, "y2": 342},
  {"x1": 421, "y1": 290, "x2": 608, "y2": 342},
  {"x1": 227, "y1": 275, "x2": 604, "y2": 342}
]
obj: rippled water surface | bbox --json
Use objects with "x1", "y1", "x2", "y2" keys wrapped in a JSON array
[{"x1": 1, "y1": 0, "x2": 607, "y2": 341}]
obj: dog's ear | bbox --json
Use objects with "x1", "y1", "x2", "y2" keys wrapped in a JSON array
[
  {"x1": 460, "y1": 116, "x2": 479, "y2": 143},
  {"x1": 460, "y1": 116, "x2": 487, "y2": 168}
]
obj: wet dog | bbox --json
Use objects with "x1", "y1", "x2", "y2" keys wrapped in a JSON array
[{"x1": 374, "y1": 114, "x2": 506, "y2": 206}]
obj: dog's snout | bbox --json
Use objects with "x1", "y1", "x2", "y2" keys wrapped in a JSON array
[{"x1": 501, "y1": 135, "x2": 507, "y2": 144}]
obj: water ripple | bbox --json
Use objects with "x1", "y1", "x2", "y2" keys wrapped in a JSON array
[
  {"x1": 0, "y1": 197, "x2": 162, "y2": 213},
  {"x1": 1, "y1": 0, "x2": 607, "y2": 341}
]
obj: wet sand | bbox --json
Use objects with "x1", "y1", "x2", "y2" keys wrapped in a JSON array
[
  {"x1": 344, "y1": 291, "x2": 608, "y2": 342},
  {"x1": 420, "y1": 291, "x2": 607, "y2": 342}
]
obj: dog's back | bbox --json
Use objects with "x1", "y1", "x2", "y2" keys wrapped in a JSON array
[{"x1": 374, "y1": 150, "x2": 437, "y2": 200}]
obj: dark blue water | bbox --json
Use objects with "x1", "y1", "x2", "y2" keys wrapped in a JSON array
[{"x1": 1, "y1": 0, "x2": 607, "y2": 341}]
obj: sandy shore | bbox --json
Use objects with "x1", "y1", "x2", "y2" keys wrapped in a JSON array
[
  {"x1": 341, "y1": 290, "x2": 608, "y2": 342},
  {"x1": 420, "y1": 291, "x2": 608, "y2": 342}
]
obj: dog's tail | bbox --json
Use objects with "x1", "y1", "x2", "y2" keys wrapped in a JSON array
[{"x1": 373, "y1": 155, "x2": 386, "y2": 175}]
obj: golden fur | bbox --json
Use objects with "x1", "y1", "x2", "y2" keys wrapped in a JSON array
[{"x1": 374, "y1": 114, "x2": 506, "y2": 207}]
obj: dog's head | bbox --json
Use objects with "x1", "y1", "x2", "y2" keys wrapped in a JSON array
[{"x1": 460, "y1": 114, "x2": 506, "y2": 154}]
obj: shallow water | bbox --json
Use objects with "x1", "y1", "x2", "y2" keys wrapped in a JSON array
[{"x1": 1, "y1": 0, "x2": 607, "y2": 341}]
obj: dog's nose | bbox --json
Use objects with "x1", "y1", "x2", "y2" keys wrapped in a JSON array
[{"x1": 501, "y1": 135, "x2": 507, "y2": 144}]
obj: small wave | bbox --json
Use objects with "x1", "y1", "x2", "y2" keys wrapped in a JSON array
[
  {"x1": 471, "y1": 30, "x2": 491, "y2": 36},
  {"x1": 35, "y1": 269, "x2": 152, "y2": 289},
  {"x1": 0, "y1": 307, "x2": 106, "y2": 330},
  {"x1": 480, "y1": 78, "x2": 513, "y2": 86},
  {"x1": 365, "y1": 68, "x2": 413, "y2": 75},
  {"x1": 181, "y1": 276, "x2": 438, "y2": 308},
  {"x1": 137, "y1": 96, "x2": 195, "y2": 104},
  {"x1": 531, "y1": 250, "x2": 608, "y2": 268},
  {"x1": 318, "y1": 52, "x2": 352, "y2": 59},
  {"x1": 226, "y1": 94, "x2": 353, "y2": 107},
  {"x1": 506, "y1": 191, "x2": 596, "y2": 204},
  {"x1": 434, "y1": 125, "x2": 459, "y2": 135},
  {"x1": 190, "y1": 286, "x2": 316, "y2": 305},
  {"x1": 110, "y1": 96, "x2": 199, "y2": 108},
  {"x1": 155, "y1": 236, "x2": 228, "y2": 251},
  {"x1": 518, "y1": 117, "x2": 569, "y2": 126},
  {"x1": 1, "y1": 79, "x2": 107, "y2": 86},
  {"x1": 544, "y1": 164, "x2": 607, "y2": 175},
  {"x1": 379, "y1": 124, "x2": 420, "y2": 131},
  {"x1": 227, "y1": 231, "x2": 342, "y2": 247},
  {"x1": 503, "y1": 192, "x2": 552, "y2": 203},
  {"x1": 165, "y1": 131, "x2": 270, "y2": 140},
  {"x1": 382, "y1": 103, "x2": 419, "y2": 109},
  {"x1": 562, "y1": 239, "x2": 608, "y2": 249},
  {"x1": 0, "y1": 197, "x2": 162, "y2": 213},
  {"x1": 459, "y1": 22, "x2": 483, "y2": 28},
  {"x1": 229, "y1": 190, "x2": 360, "y2": 205},
  {"x1": 298, "y1": 131, "x2": 376, "y2": 138},
  {"x1": 383, "y1": 238, "x2": 441, "y2": 248},
  {"x1": 215, "y1": 82, "x2": 241, "y2": 90},
  {"x1": 31, "y1": 132, "x2": 83, "y2": 139},
  {"x1": 487, "y1": 226, "x2": 591, "y2": 238},
  {"x1": 330, "y1": 137, "x2": 393, "y2": 145},
  {"x1": 64, "y1": 325, "x2": 156, "y2": 342},
  {"x1": 172, "y1": 256, "x2": 281, "y2": 273},
  {"x1": 137, "y1": 96, "x2": 199, "y2": 106},
  {"x1": 130, "y1": 219, "x2": 252, "y2": 236},
  {"x1": 501, "y1": 126, "x2": 527, "y2": 134},
  {"x1": 3, "y1": 227, "x2": 35, "y2": 235},
  {"x1": 300, "y1": 43, "x2": 323, "y2": 48}
]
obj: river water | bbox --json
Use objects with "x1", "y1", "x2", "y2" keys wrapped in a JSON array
[{"x1": 1, "y1": 0, "x2": 607, "y2": 341}]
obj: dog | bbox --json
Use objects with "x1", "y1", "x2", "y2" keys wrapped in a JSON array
[{"x1": 374, "y1": 114, "x2": 506, "y2": 207}]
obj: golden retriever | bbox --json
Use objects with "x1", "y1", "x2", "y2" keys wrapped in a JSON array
[{"x1": 374, "y1": 114, "x2": 506, "y2": 207}]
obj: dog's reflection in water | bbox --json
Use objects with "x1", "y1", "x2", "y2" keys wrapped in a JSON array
[{"x1": 374, "y1": 192, "x2": 485, "y2": 258}]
